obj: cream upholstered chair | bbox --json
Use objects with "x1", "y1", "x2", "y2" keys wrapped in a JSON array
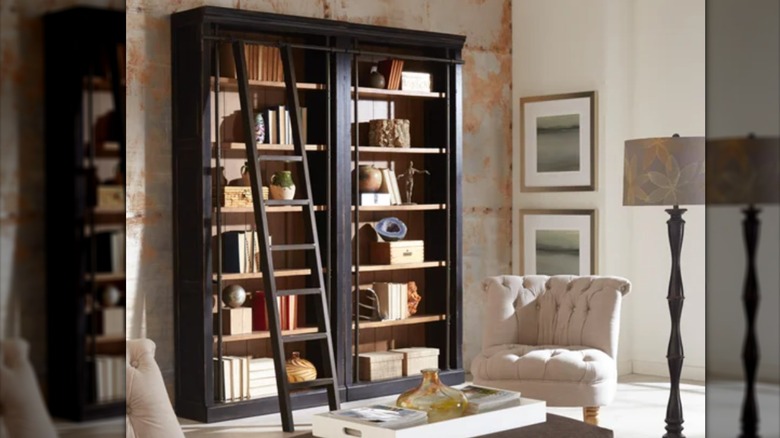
[
  {"x1": 470, "y1": 275, "x2": 631, "y2": 425},
  {"x1": 126, "y1": 338, "x2": 184, "y2": 438}
]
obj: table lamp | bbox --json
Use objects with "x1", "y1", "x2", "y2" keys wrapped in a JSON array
[
  {"x1": 623, "y1": 134, "x2": 705, "y2": 438},
  {"x1": 706, "y1": 135, "x2": 780, "y2": 438}
]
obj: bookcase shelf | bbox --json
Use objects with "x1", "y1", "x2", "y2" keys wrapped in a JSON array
[
  {"x1": 214, "y1": 326, "x2": 319, "y2": 343},
  {"x1": 353, "y1": 314, "x2": 446, "y2": 329},
  {"x1": 88, "y1": 272, "x2": 126, "y2": 282},
  {"x1": 173, "y1": 6, "x2": 464, "y2": 424},
  {"x1": 352, "y1": 146, "x2": 445, "y2": 154},
  {"x1": 354, "y1": 86, "x2": 445, "y2": 99},
  {"x1": 353, "y1": 261, "x2": 446, "y2": 273}
]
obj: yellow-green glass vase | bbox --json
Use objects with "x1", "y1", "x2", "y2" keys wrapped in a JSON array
[{"x1": 396, "y1": 368, "x2": 468, "y2": 423}]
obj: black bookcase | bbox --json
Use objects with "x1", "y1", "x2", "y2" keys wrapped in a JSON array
[
  {"x1": 171, "y1": 6, "x2": 464, "y2": 423},
  {"x1": 43, "y1": 7, "x2": 126, "y2": 421}
]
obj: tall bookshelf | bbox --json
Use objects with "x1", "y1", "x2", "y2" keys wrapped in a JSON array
[
  {"x1": 171, "y1": 7, "x2": 464, "y2": 422},
  {"x1": 43, "y1": 7, "x2": 126, "y2": 421}
]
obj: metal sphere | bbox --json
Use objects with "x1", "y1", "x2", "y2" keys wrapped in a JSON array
[{"x1": 222, "y1": 284, "x2": 247, "y2": 308}]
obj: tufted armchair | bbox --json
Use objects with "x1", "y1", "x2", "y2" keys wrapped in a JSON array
[
  {"x1": 470, "y1": 275, "x2": 631, "y2": 425},
  {"x1": 126, "y1": 338, "x2": 184, "y2": 438}
]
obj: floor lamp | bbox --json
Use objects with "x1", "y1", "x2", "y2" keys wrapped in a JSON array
[
  {"x1": 706, "y1": 136, "x2": 780, "y2": 438},
  {"x1": 623, "y1": 134, "x2": 705, "y2": 438}
]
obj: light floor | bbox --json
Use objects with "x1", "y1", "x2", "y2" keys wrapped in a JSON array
[{"x1": 54, "y1": 375, "x2": 780, "y2": 438}]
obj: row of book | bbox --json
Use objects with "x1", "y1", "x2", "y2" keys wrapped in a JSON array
[
  {"x1": 87, "y1": 230, "x2": 125, "y2": 273},
  {"x1": 89, "y1": 355, "x2": 125, "y2": 403},
  {"x1": 218, "y1": 231, "x2": 266, "y2": 274},
  {"x1": 359, "y1": 168, "x2": 403, "y2": 206},
  {"x1": 251, "y1": 291, "x2": 298, "y2": 331},
  {"x1": 214, "y1": 356, "x2": 278, "y2": 401},
  {"x1": 220, "y1": 43, "x2": 284, "y2": 82},
  {"x1": 321, "y1": 385, "x2": 520, "y2": 429},
  {"x1": 372, "y1": 282, "x2": 409, "y2": 321},
  {"x1": 258, "y1": 105, "x2": 308, "y2": 145}
]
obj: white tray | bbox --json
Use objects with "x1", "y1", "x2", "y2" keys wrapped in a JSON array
[{"x1": 312, "y1": 397, "x2": 546, "y2": 438}]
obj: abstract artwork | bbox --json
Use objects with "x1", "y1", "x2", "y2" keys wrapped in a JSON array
[{"x1": 520, "y1": 210, "x2": 595, "y2": 276}]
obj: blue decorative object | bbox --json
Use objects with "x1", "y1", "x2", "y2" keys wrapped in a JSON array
[{"x1": 375, "y1": 217, "x2": 407, "y2": 241}]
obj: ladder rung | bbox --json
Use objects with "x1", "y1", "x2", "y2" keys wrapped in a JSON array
[
  {"x1": 258, "y1": 155, "x2": 303, "y2": 162},
  {"x1": 272, "y1": 243, "x2": 317, "y2": 251},
  {"x1": 276, "y1": 288, "x2": 322, "y2": 297},
  {"x1": 289, "y1": 378, "x2": 335, "y2": 391},
  {"x1": 266, "y1": 199, "x2": 309, "y2": 206},
  {"x1": 282, "y1": 332, "x2": 329, "y2": 343}
]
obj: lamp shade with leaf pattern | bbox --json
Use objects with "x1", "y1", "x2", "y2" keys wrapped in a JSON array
[
  {"x1": 706, "y1": 136, "x2": 779, "y2": 206},
  {"x1": 623, "y1": 136, "x2": 705, "y2": 206}
]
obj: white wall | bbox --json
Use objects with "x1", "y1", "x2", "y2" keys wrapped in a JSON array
[
  {"x1": 628, "y1": 0, "x2": 706, "y2": 381},
  {"x1": 513, "y1": 0, "x2": 635, "y2": 375},
  {"x1": 513, "y1": 0, "x2": 706, "y2": 380}
]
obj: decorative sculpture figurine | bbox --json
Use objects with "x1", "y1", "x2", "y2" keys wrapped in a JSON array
[{"x1": 397, "y1": 161, "x2": 429, "y2": 204}]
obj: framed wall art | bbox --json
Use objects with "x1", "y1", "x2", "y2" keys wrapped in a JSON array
[
  {"x1": 519, "y1": 209, "x2": 596, "y2": 276},
  {"x1": 520, "y1": 91, "x2": 596, "y2": 191}
]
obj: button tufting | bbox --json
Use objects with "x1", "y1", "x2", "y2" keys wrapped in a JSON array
[
  {"x1": 131, "y1": 360, "x2": 139, "y2": 368},
  {"x1": 536, "y1": 303, "x2": 541, "y2": 310}
]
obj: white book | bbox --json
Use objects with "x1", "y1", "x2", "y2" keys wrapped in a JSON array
[
  {"x1": 372, "y1": 282, "x2": 391, "y2": 320},
  {"x1": 242, "y1": 356, "x2": 250, "y2": 399},
  {"x1": 249, "y1": 357, "x2": 275, "y2": 372},
  {"x1": 111, "y1": 230, "x2": 125, "y2": 273},
  {"x1": 387, "y1": 169, "x2": 402, "y2": 205},
  {"x1": 213, "y1": 358, "x2": 232, "y2": 400},
  {"x1": 461, "y1": 385, "x2": 521, "y2": 413},
  {"x1": 327, "y1": 404, "x2": 428, "y2": 429},
  {"x1": 249, "y1": 369, "x2": 276, "y2": 380},
  {"x1": 360, "y1": 193, "x2": 392, "y2": 206},
  {"x1": 398, "y1": 283, "x2": 408, "y2": 319}
]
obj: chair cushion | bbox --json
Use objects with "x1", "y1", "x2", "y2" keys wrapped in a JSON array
[
  {"x1": 471, "y1": 344, "x2": 615, "y2": 385},
  {"x1": 126, "y1": 338, "x2": 185, "y2": 438}
]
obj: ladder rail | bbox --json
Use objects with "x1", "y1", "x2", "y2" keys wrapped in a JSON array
[
  {"x1": 231, "y1": 41, "x2": 341, "y2": 433},
  {"x1": 231, "y1": 41, "x2": 294, "y2": 430}
]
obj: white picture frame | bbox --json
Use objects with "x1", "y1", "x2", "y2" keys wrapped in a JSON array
[
  {"x1": 520, "y1": 209, "x2": 596, "y2": 276},
  {"x1": 520, "y1": 91, "x2": 596, "y2": 192}
]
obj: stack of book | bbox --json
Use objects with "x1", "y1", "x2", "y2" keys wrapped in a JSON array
[
  {"x1": 372, "y1": 282, "x2": 409, "y2": 320},
  {"x1": 326, "y1": 404, "x2": 427, "y2": 429},
  {"x1": 91, "y1": 355, "x2": 125, "y2": 403},
  {"x1": 221, "y1": 44, "x2": 283, "y2": 82},
  {"x1": 460, "y1": 385, "x2": 521, "y2": 413},
  {"x1": 248, "y1": 357, "x2": 278, "y2": 399}
]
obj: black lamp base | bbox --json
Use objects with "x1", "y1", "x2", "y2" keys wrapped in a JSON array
[{"x1": 663, "y1": 205, "x2": 686, "y2": 438}]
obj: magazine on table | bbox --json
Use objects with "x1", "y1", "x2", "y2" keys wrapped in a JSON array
[
  {"x1": 328, "y1": 404, "x2": 428, "y2": 429},
  {"x1": 460, "y1": 385, "x2": 521, "y2": 413}
]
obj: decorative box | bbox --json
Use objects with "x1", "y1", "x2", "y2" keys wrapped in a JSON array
[
  {"x1": 97, "y1": 185, "x2": 124, "y2": 209},
  {"x1": 401, "y1": 72, "x2": 432, "y2": 93},
  {"x1": 358, "y1": 351, "x2": 404, "y2": 381},
  {"x1": 391, "y1": 347, "x2": 439, "y2": 376},
  {"x1": 214, "y1": 307, "x2": 253, "y2": 335},
  {"x1": 101, "y1": 307, "x2": 125, "y2": 336},
  {"x1": 368, "y1": 119, "x2": 411, "y2": 148},
  {"x1": 213, "y1": 186, "x2": 269, "y2": 208},
  {"x1": 370, "y1": 240, "x2": 424, "y2": 265}
]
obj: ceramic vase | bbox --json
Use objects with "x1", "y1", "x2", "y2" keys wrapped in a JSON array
[
  {"x1": 286, "y1": 351, "x2": 317, "y2": 382},
  {"x1": 255, "y1": 113, "x2": 266, "y2": 144},
  {"x1": 396, "y1": 368, "x2": 468, "y2": 423},
  {"x1": 369, "y1": 65, "x2": 386, "y2": 89},
  {"x1": 357, "y1": 164, "x2": 383, "y2": 193},
  {"x1": 270, "y1": 170, "x2": 296, "y2": 200}
]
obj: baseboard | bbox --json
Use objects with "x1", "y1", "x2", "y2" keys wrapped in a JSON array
[
  {"x1": 632, "y1": 360, "x2": 705, "y2": 382},
  {"x1": 617, "y1": 360, "x2": 632, "y2": 376}
]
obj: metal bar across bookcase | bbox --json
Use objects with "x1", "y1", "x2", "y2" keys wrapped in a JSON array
[
  {"x1": 203, "y1": 36, "x2": 465, "y2": 65},
  {"x1": 231, "y1": 40, "x2": 340, "y2": 432}
]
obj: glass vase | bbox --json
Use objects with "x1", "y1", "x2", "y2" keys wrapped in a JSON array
[{"x1": 396, "y1": 368, "x2": 468, "y2": 423}]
